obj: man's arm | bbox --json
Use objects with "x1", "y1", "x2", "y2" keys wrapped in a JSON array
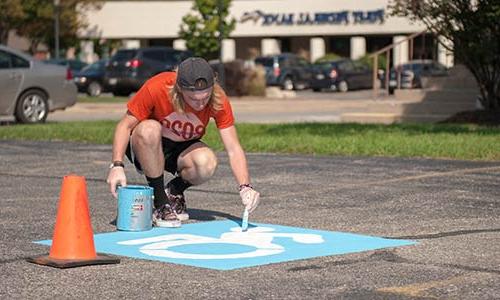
[
  {"x1": 107, "y1": 112, "x2": 140, "y2": 198},
  {"x1": 218, "y1": 125, "x2": 250, "y2": 186},
  {"x1": 219, "y1": 125, "x2": 260, "y2": 213}
]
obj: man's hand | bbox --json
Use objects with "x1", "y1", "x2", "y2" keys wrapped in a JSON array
[
  {"x1": 240, "y1": 187, "x2": 260, "y2": 213},
  {"x1": 106, "y1": 167, "x2": 127, "y2": 198}
]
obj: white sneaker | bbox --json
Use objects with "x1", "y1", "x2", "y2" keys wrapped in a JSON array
[
  {"x1": 165, "y1": 187, "x2": 189, "y2": 221},
  {"x1": 152, "y1": 204, "x2": 181, "y2": 228}
]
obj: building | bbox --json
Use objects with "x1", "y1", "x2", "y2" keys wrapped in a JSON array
[{"x1": 79, "y1": 0, "x2": 454, "y2": 67}]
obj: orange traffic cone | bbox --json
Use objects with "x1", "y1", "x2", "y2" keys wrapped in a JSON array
[{"x1": 27, "y1": 175, "x2": 119, "y2": 268}]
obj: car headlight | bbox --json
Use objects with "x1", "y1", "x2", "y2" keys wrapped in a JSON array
[{"x1": 74, "y1": 77, "x2": 87, "y2": 83}]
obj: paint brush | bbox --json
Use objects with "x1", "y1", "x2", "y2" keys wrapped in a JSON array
[{"x1": 241, "y1": 208, "x2": 249, "y2": 232}]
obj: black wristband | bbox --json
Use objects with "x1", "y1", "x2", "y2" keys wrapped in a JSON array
[
  {"x1": 109, "y1": 161, "x2": 125, "y2": 169},
  {"x1": 239, "y1": 183, "x2": 252, "y2": 191}
]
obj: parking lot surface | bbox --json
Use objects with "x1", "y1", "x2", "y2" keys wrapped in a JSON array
[{"x1": 1, "y1": 140, "x2": 499, "y2": 299}]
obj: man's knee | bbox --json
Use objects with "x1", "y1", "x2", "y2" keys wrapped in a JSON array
[
  {"x1": 193, "y1": 150, "x2": 218, "y2": 178},
  {"x1": 132, "y1": 120, "x2": 162, "y2": 146}
]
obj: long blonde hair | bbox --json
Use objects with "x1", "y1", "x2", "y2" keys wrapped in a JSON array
[{"x1": 169, "y1": 82, "x2": 225, "y2": 113}]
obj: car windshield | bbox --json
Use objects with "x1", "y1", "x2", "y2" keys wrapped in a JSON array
[
  {"x1": 81, "y1": 60, "x2": 105, "y2": 72},
  {"x1": 68, "y1": 60, "x2": 86, "y2": 70},
  {"x1": 255, "y1": 57, "x2": 274, "y2": 67},
  {"x1": 112, "y1": 50, "x2": 137, "y2": 62}
]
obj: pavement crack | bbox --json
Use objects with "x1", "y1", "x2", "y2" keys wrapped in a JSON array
[
  {"x1": 437, "y1": 263, "x2": 500, "y2": 275},
  {"x1": 387, "y1": 228, "x2": 500, "y2": 240},
  {"x1": 288, "y1": 250, "x2": 500, "y2": 276},
  {"x1": 372, "y1": 250, "x2": 500, "y2": 275},
  {"x1": 287, "y1": 265, "x2": 323, "y2": 272}
]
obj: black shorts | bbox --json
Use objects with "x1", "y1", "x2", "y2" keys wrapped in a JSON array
[{"x1": 126, "y1": 137, "x2": 201, "y2": 175}]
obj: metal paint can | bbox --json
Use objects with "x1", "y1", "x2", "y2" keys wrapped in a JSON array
[{"x1": 117, "y1": 185, "x2": 153, "y2": 231}]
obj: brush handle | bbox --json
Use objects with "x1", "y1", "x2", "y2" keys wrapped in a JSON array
[{"x1": 241, "y1": 208, "x2": 249, "y2": 232}]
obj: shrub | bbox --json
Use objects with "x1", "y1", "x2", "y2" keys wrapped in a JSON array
[
  {"x1": 222, "y1": 60, "x2": 247, "y2": 96},
  {"x1": 217, "y1": 60, "x2": 266, "y2": 97},
  {"x1": 315, "y1": 53, "x2": 343, "y2": 63},
  {"x1": 358, "y1": 54, "x2": 388, "y2": 71},
  {"x1": 246, "y1": 65, "x2": 266, "y2": 96}
]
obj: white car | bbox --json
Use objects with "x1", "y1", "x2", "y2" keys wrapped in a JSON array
[{"x1": 0, "y1": 45, "x2": 77, "y2": 123}]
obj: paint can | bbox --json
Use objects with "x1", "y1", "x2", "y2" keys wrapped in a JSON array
[{"x1": 117, "y1": 185, "x2": 153, "y2": 231}]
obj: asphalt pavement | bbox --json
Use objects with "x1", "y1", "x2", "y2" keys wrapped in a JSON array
[{"x1": 1, "y1": 140, "x2": 499, "y2": 299}]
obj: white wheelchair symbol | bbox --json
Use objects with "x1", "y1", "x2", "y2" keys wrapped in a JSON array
[{"x1": 118, "y1": 226, "x2": 324, "y2": 260}]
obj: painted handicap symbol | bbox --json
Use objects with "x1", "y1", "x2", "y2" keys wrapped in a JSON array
[
  {"x1": 118, "y1": 226, "x2": 325, "y2": 259},
  {"x1": 35, "y1": 221, "x2": 416, "y2": 270}
]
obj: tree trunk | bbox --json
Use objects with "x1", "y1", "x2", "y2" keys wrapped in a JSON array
[
  {"x1": 459, "y1": 53, "x2": 500, "y2": 111},
  {"x1": 0, "y1": 29, "x2": 9, "y2": 45},
  {"x1": 29, "y1": 40, "x2": 40, "y2": 56},
  {"x1": 474, "y1": 76, "x2": 500, "y2": 111},
  {"x1": 484, "y1": 83, "x2": 500, "y2": 111}
]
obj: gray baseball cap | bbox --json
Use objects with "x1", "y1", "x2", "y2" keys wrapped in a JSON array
[{"x1": 176, "y1": 57, "x2": 215, "y2": 91}]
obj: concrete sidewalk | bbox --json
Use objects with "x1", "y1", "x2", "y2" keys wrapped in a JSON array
[{"x1": 47, "y1": 95, "x2": 433, "y2": 124}]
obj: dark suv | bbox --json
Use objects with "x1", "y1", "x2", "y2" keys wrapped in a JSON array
[
  {"x1": 105, "y1": 47, "x2": 192, "y2": 96},
  {"x1": 255, "y1": 53, "x2": 315, "y2": 90},
  {"x1": 310, "y1": 59, "x2": 372, "y2": 92}
]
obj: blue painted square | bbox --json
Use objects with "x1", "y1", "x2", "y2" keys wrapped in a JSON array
[{"x1": 35, "y1": 221, "x2": 415, "y2": 270}]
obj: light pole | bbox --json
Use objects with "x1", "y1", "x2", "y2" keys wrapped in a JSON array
[
  {"x1": 54, "y1": 0, "x2": 60, "y2": 59},
  {"x1": 217, "y1": 0, "x2": 225, "y2": 88}
]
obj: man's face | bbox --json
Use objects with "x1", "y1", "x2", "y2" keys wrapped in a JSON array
[{"x1": 180, "y1": 87, "x2": 213, "y2": 111}]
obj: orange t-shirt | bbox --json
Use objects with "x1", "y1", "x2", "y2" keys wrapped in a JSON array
[{"x1": 127, "y1": 72, "x2": 234, "y2": 142}]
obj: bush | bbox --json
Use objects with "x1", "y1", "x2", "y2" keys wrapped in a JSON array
[
  {"x1": 315, "y1": 53, "x2": 343, "y2": 63},
  {"x1": 217, "y1": 60, "x2": 266, "y2": 97},
  {"x1": 358, "y1": 54, "x2": 388, "y2": 71},
  {"x1": 222, "y1": 60, "x2": 247, "y2": 96},
  {"x1": 246, "y1": 65, "x2": 266, "y2": 96}
]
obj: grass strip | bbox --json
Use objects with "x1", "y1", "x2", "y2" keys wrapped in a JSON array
[{"x1": 0, "y1": 121, "x2": 499, "y2": 161}]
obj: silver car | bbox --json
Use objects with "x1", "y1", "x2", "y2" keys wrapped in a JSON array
[{"x1": 0, "y1": 45, "x2": 77, "y2": 123}]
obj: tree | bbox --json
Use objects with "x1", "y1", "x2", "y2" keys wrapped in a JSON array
[
  {"x1": 389, "y1": 0, "x2": 500, "y2": 111},
  {"x1": 179, "y1": 0, "x2": 236, "y2": 60},
  {"x1": 0, "y1": 0, "x2": 25, "y2": 44},
  {"x1": 15, "y1": 0, "x2": 101, "y2": 55}
]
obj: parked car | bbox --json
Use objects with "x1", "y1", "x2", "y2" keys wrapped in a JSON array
[
  {"x1": 254, "y1": 53, "x2": 315, "y2": 90},
  {"x1": 0, "y1": 45, "x2": 77, "y2": 123},
  {"x1": 73, "y1": 59, "x2": 109, "y2": 97},
  {"x1": 44, "y1": 58, "x2": 88, "y2": 74},
  {"x1": 104, "y1": 47, "x2": 193, "y2": 96},
  {"x1": 389, "y1": 59, "x2": 448, "y2": 93},
  {"x1": 310, "y1": 59, "x2": 372, "y2": 92}
]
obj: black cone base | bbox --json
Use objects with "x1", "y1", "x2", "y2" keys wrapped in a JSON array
[{"x1": 27, "y1": 253, "x2": 120, "y2": 268}]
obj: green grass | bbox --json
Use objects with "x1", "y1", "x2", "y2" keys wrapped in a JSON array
[{"x1": 1, "y1": 121, "x2": 499, "y2": 161}]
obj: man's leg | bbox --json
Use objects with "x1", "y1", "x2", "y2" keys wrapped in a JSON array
[
  {"x1": 131, "y1": 120, "x2": 181, "y2": 227},
  {"x1": 177, "y1": 142, "x2": 218, "y2": 185},
  {"x1": 166, "y1": 142, "x2": 217, "y2": 220},
  {"x1": 130, "y1": 120, "x2": 168, "y2": 209}
]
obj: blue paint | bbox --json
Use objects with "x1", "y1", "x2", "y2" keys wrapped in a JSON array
[{"x1": 35, "y1": 221, "x2": 415, "y2": 270}]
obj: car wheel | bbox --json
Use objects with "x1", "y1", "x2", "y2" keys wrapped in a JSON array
[
  {"x1": 15, "y1": 90, "x2": 49, "y2": 124},
  {"x1": 112, "y1": 90, "x2": 131, "y2": 97},
  {"x1": 338, "y1": 80, "x2": 349, "y2": 93},
  {"x1": 282, "y1": 77, "x2": 295, "y2": 91},
  {"x1": 87, "y1": 81, "x2": 102, "y2": 97}
]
